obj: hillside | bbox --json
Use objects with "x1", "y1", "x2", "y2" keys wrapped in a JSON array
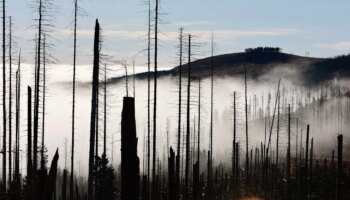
[{"x1": 110, "y1": 50, "x2": 350, "y2": 85}]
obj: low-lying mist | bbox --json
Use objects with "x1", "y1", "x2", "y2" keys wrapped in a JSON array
[{"x1": 12, "y1": 63, "x2": 350, "y2": 177}]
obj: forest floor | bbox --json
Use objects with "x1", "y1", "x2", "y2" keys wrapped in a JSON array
[{"x1": 238, "y1": 197, "x2": 264, "y2": 200}]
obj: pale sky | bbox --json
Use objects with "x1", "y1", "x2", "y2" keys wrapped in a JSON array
[{"x1": 6, "y1": 0, "x2": 350, "y2": 69}]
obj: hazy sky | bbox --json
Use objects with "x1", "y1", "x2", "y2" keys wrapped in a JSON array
[{"x1": 6, "y1": 0, "x2": 350, "y2": 69}]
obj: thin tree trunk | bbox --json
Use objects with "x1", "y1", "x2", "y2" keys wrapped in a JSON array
[
  {"x1": 209, "y1": 33, "x2": 214, "y2": 192},
  {"x1": 244, "y1": 65, "x2": 249, "y2": 184},
  {"x1": 27, "y1": 86, "x2": 33, "y2": 192},
  {"x1": 184, "y1": 34, "x2": 191, "y2": 199},
  {"x1": 41, "y1": 34, "x2": 46, "y2": 170},
  {"x1": 8, "y1": 15, "x2": 12, "y2": 184},
  {"x1": 287, "y1": 104, "x2": 291, "y2": 199},
  {"x1": 337, "y1": 134, "x2": 343, "y2": 200},
  {"x1": 87, "y1": 19, "x2": 100, "y2": 200},
  {"x1": 197, "y1": 78, "x2": 201, "y2": 168},
  {"x1": 2, "y1": 0, "x2": 7, "y2": 191},
  {"x1": 14, "y1": 51, "x2": 21, "y2": 182},
  {"x1": 176, "y1": 27, "x2": 183, "y2": 200},
  {"x1": 70, "y1": 0, "x2": 78, "y2": 199},
  {"x1": 146, "y1": 1, "x2": 151, "y2": 199},
  {"x1": 34, "y1": 0, "x2": 43, "y2": 173},
  {"x1": 152, "y1": 0, "x2": 159, "y2": 198},
  {"x1": 103, "y1": 63, "x2": 107, "y2": 156}
]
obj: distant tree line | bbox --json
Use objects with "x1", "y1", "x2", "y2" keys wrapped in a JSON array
[{"x1": 245, "y1": 47, "x2": 282, "y2": 54}]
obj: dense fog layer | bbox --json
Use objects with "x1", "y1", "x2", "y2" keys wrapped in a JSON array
[{"x1": 7, "y1": 63, "x2": 350, "y2": 177}]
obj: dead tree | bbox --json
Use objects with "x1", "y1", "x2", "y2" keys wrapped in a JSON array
[
  {"x1": 14, "y1": 51, "x2": 21, "y2": 182},
  {"x1": 168, "y1": 147, "x2": 175, "y2": 200},
  {"x1": 103, "y1": 63, "x2": 107, "y2": 156},
  {"x1": 184, "y1": 34, "x2": 191, "y2": 199},
  {"x1": 146, "y1": 2, "x2": 152, "y2": 199},
  {"x1": 121, "y1": 97, "x2": 140, "y2": 200},
  {"x1": 209, "y1": 33, "x2": 214, "y2": 194},
  {"x1": 70, "y1": 0, "x2": 78, "y2": 199},
  {"x1": 8, "y1": 15, "x2": 13, "y2": 184},
  {"x1": 287, "y1": 104, "x2": 291, "y2": 198},
  {"x1": 40, "y1": 34, "x2": 47, "y2": 170},
  {"x1": 41, "y1": 149, "x2": 59, "y2": 200},
  {"x1": 304, "y1": 124, "x2": 310, "y2": 199},
  {"x1": 244, "y1": 65, "x2": 249, "y2": 184},
  {"x1": 87, "y1": 19, "x2": 100, "y2": 200},
  {"x1": 62, "y1": 169, "x2": 67, "y2": 200},
  {"x1": 197, "y1": 78, "x2": 201, "y2": 169},
  {"x1": 2, "y1": 0, "x2": 7, "y2": 191},
  {"x1": 337, "y1": 134, "x2": 343, "y2": 200},
  {"x1": 152, "y1": 0, "x2": 159, "y2": 198},
  {"x1": 276, "y1": 88, "x2": 280, "y2": 169},
  {"x1": 233, "y1": 91, "x2": 237, "y2": 183},
  {"x1": 33, "y1": 0, "x2": 43, "y2": 173},
  {"x1": 176, "y1": 27, "x2": 184, "y2": 199},
  {"x1": 27, "y1": 86, "x2": 33, "y2": 193}
]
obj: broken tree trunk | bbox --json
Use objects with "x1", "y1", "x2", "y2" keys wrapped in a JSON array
[
  {"x1": 121, "y1": 97, "x2": 140, "y2": 200},
  {"x1": 168, "y1": 147, "x2": 175, "y2": 200},
  {"x1": 41, "y1": 149, "x2": 59, "y2": 200},
  {"x1": 87, "y1": 19, "x2": 100, "y2": 200}
]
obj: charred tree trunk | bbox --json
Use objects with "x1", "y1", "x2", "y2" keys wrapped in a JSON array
[
  {"x1": 40, "y1": 35, "x2": 46, "y2": 170},
  {"x1": 168, "y1": 147, "x2": 175, "y2": 200},
  {"x1": 2, "y1": 0, "x2": 7, "y2": 192},
  {"x1": 34, "y1": 0, "x2": 43, "y2": 174},
  {"x1": 176, "y1": 27, "x2": 184, "y2": 200},
  {"x1": 14, "y1": 52, "x2": 21, "y2": 182},
  {"x1": 233, "y1": 91, "x2": 237, "y2": 183},
  {"x1": 209, "y1": 33, "x2": 214, "y2": 193},
  {"x1": 146, "y1": 1, "x2": 151, "y2": 199},
  {"x1": 103, "y1": 63, "x2": 107, "y2": 156},
  {"x1": 27, "y1": 86, "x2": 33, "y2": 194},
  {"x1": 62, "y1": 169, "x2": 67, "y2": 200},
  {"x1": 8, "y1": 16, "x2": 13, "y2": 184},
  {"x1": 41, "y1": 149, "x2": 59, "y2": 200},
  {"x1": 244, "y1": 65, "x2": 249, "y2": 186},
  {"x1": 287, "y1": 104, "x2": 291, "y2": 199},
  {"x1": 304, "y1": 125, "x2": 310, "y2": 199},
  {"x1": 152, "y1": 0, "x2": 159, "y2": 198},
  {"x1": 337, "y1": 134, "x2": 343, "y2": 200},
  {"x1": 121, "y1": 97, "x2": 140, "y2": 200},
  {"x1": 70, "y1": 0, "x2": 78, "y2": 199},
  {"x1": 87, "y1": 19, "x2": 100, "y2": 200},
  {"x1": 184, "y1": 34, "x2": 191, "y2": 199}
]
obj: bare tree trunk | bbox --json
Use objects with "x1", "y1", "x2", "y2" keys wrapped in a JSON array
[
  {"x1": 121, "y1": 97, "x2": 140, "y2": 200},
  {"x1": 244, "y1": 65, "x2": 249, "y2": 185},
  {"x1": 87, "y1": 19, "x2": 100, "y2": 200},
  {"x1": 40, "y1": 34, "x2": 46, "y2": 170},
  {"x1": 152, "y1": 0, "x2": 159, "y2": 198},
  {"x1": 103, "y1": 63, "x2": 107, "y2": 156},
  {"x1": 146, "y1": 1, "x2": 151, "y2": 199},
  {"x1": 337, "y1": 134, "x2": 343, "y2": 200},
  {"x1": 34, "y1": 0, "x2": 43, "y2": 173},
  {"x1": 197, "y1": 78, "x2": 201, "y2": 169},
  {"x1": 14, "y1": 51, "x2": 21, "y2": 182},
  {"x1": 168, "y1": 147, "x2": 175, "y2": 200},
  {"x1": 27, "y1": 86, "x2": 33, "y2": 193},
  {"x1": 184, "y1": 34, "x2": 191, "y2": 199},
  {"x1": 233, "y1": 91, "x2": 236, "y2": 183},
  {"x1": 2, "y1": 0, "x2": 7, "y2": 191},
  {"x1": 70, "y1": 0, "x2": 78, "y2": 199},
  {"x1": 209, "y1": 33, "x2": 214, "y2": 194},
  {"x1": 287, "y1": 104, "x2": 291, "y2": 199},
  {"x1": 176, "y1": 27, "x2": 183, "y2": 200},
  {"x1": 8, "y1": 16, "x2": 12, "y2": 184}
]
